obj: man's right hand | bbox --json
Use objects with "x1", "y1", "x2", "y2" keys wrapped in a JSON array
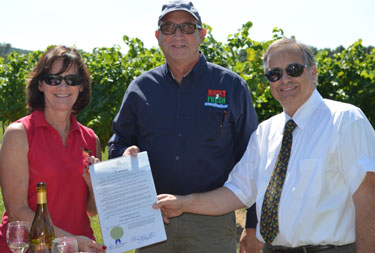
[{"x1": 122, "y1": 145, "x2": 140, "y2": 157}]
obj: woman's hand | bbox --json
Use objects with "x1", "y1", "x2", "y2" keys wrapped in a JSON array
[
  {"x1": 82, "y1": 155, "x2": 100, "y2": 188},
  {"x1": 83, "y1": 134, "x2": 102, "y2": 190},
  {"x1": 82, "y1": 155, "x2": 100, "y2": 216},
  {"x1": 75, "y1": 235, "x2": 107, "y2": 252}
]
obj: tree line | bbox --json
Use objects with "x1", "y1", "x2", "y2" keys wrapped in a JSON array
[
  {"x1": 1, "y1": 22, "x2": 374, "y2": 148},
  {"x1": 0, "y1": 43, "x2": 31, "y2": 58}
]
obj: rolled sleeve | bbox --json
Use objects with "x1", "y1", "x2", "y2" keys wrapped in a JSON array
[{"x1": 340, "y1": 111, "x2": 375, "y2": 194}]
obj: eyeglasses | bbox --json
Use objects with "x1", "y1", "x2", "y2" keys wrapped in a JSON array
[
  {"x1": 44, "y1": 74, "x2": 82, "y2": 86},
  {"x1": 158, "y1": 22, "x2": 202, "y2": 35},
  {"x1": 265, "y1": 63, "x2": 309, "y2": 82}
]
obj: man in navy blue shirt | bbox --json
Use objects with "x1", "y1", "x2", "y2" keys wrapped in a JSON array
[{"x1": 108, "y1": 1, "x2": 259, "y2": 252}]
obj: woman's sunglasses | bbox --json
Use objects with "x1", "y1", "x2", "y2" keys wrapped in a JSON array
[
  {"x1": 44, "y1": 74, "x2": 82, "y2": 86},
  {"x1": 265, "y1": 63, "x2": 309, "y2": 82}
]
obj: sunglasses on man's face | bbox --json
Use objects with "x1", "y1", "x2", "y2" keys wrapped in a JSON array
[
  {"x1": 158, "y1": 22, "x2": 202, "y2": 35},
  {"x1": 265, "y1": 63, "x2": 309, "y2": 82},
  {"x1": 44, "y1": 74, "x2": 82, "y2": 86}
]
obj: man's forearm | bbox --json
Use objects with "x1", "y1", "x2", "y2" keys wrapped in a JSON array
[{"x1": 183, "y1": 187, "x2": 246, "y2": 215}]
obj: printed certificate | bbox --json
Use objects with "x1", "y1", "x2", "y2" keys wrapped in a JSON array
[{"x1": 89, "y1": 151, "x2": 167, "y2": 252}]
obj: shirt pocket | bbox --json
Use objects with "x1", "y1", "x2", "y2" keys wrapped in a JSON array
[
  {"x1": 289, "y1": 158, "x2": 322, "y2": 199},
  {"x1": 201, "y1": 107, "x2": 228, "y2": 141}
]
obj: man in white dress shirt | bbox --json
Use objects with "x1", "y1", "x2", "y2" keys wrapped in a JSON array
[{"x1": 153, "y1": 38, "x2": 375, "y2": 253}]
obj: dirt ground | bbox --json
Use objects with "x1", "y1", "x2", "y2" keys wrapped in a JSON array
[
  {"x1": 236, "y1": 209, "x2": 246, "y2": 227},
  {"x1": 235, "y1": 209, "x2": 246, "y2": 244}
]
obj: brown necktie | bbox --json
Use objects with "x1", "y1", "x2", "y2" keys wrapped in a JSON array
[{"x1": 260, "y1": 119, "x2": 297, "y2": 244}]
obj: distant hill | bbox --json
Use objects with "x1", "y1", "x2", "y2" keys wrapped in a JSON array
[{"x1": 0, "y1": 43, "x2": 32, "y2": 58}]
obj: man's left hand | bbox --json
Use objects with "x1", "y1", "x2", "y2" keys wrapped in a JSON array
[{"x1": 239, "y1": 228, "x2": 263, "y2": 253}]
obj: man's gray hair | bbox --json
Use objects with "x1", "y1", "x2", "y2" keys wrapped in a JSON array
[{"x1": 263, "y1": 38, "x2": 316, "y2": 72}]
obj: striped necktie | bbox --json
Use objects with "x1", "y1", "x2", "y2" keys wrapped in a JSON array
[{"x1": 260, "y1": 119, "x2": 297, "y2": 244}]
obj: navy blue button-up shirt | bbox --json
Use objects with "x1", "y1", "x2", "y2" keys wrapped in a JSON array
[{"x1": 108, "y1": 54, "x2": 258, "y2": 196}]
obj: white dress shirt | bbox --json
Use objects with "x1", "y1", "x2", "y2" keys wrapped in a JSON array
[{"x1": 224, "y1": 89, "x2": 375, "y2": 247}]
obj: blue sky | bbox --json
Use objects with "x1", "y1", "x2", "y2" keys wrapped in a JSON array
[{"x1": 1, "y1": 0, "x2": 374, "y2": 52}]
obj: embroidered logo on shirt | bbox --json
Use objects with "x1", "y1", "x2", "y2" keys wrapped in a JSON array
[{"x1": 204, "y1": 89, "x2": 228, "y2": 108}]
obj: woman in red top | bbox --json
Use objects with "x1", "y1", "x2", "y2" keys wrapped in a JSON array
[{"x1": 0, "y1": 46, "x2": 106, "y2": 252}]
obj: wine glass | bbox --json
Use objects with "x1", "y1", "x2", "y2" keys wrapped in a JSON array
[
  {"x1": 6, "y1": 221, "x2": 30, "y2": 253},
  {"x1": 52, "y1": 237, "x2": 78, "y2": 253}
]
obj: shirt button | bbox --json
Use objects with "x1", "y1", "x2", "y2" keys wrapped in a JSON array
[{"x1": 176, "y1": 156, "x2": 180, "y2": 160}]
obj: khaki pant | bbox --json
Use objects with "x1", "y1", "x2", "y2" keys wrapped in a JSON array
[{"x1": 136, "y1": 212, "x2": 236, "y2": 253}]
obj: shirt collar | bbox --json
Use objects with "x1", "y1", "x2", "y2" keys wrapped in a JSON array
[
  {"x1": 32, "y1": 110, "x2": 80, "y2": 132},
  {"x1": 283, "y1": 89, "x2": 323, "y2": 131},
  {"x1": 163, "y1": 52, "x2": 207, "y2": 82}
]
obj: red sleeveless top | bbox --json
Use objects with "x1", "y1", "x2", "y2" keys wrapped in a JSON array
[{"x1": 0, "y1": 110, "x2": 97, "y2": 252}]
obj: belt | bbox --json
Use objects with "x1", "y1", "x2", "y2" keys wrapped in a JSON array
[{"x1": 265, "y1": 244, "x2": 339, "y2": 253}]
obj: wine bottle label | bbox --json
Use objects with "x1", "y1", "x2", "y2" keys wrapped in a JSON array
[
  {"x1": 29, "y1": 243, "x2": 51, "y2": 252},
  {"x1": 37, "y1": 192, "x2": 47, "y2": 204}
]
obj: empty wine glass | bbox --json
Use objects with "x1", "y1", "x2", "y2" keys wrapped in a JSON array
[
  {"x1": 6, "y1": 221, "x2": 30, "y2": 253},
  {"x1": 52, "y1": 237, "x2": 78, "y2": 253}
]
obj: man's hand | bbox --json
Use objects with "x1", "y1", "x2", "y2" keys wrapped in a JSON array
[
  {"x1": 153, "y1": 194, "x2": 185, "y2": 224},
  {"x1": 154, "y1": 188, "x2": 245, "y2": 223},
  {"x1": 123, "y1": 145, "x2": 140, "y2": 157},
  {"x1": 239, "y1": 228, "x2": 263, "y2": 253}
]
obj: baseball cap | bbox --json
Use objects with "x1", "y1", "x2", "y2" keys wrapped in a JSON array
[{"x1": 158, "y1": 1, "x2": 202, "y2": 25}]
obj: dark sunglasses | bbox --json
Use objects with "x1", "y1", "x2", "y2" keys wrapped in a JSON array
[
  {"x1": 265, "y1": 63, "x2": 309, "y2": 82},
  {"x1": 158, "y1": 22, "x2": 202, "y2": 35},
  {"x1": 44, "y1": 74, "x2": 82, "y2": 86}
]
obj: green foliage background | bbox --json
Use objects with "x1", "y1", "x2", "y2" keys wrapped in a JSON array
[
  {"x1": 0, "y1": 22, "x2": 374, "y2": 253},
  {"x1": 1, "y1": 22, "x2": 375, "y2": 148}
]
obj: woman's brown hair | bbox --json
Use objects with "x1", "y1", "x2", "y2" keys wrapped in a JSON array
[{"x1": 26, "y1": 45, "x2": 91, "y2": 114}]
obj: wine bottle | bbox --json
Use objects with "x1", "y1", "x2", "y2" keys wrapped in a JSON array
[{"x1": 29, "y1": 182, "x2": 56, "y2": 253}]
